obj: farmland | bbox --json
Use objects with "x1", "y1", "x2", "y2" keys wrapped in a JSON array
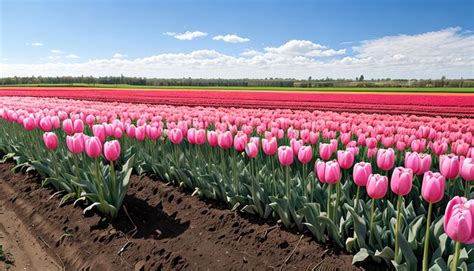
[{"x1": 0, "y1": 91, "x2": 473, "y2": 270}]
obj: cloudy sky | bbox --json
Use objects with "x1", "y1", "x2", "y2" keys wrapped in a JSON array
[{"x1": 0, "y1": 0, "x2": 473, "y2": 79}]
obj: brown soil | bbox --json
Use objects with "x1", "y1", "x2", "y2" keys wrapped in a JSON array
[{"x1": 0, "y1": 162, "x2": 381, "y2": 270}]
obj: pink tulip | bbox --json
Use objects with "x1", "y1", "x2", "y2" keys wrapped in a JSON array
[
  {"x1": 126, "y1": 125, "x2": 136, "y2": 138},
  {"x1": 62, "y1": 119, "x2": 74, "y2": 135},
  {"x1": 422, "y1": 171, "x2": 445, "y2": 204},
  {"x1": 113, "y1": 127, "x2": 123, "y2": 139},
  {"x1": 262, "y1": 137, "x2": 278, "y2": 156},
  {"x1": 40, "y1": 117, "x2": 53, "y2": 132},
  {"x1": 73, "y1": 119, "x2": 84, "y2": 133},
  {"x1": 234, "y1": 134, "x2": 247, "y2": 152},
  {"x1": 444, "y1": 196, "x2": 474, "y2": 244},
  {"x1": 146, "y1": 125, "x2": 161, "y2": 140},
  {"x1": 245, "y1": 142, "x2": 258, "y2": 158},
  {"x1": 391, "y1": 167, "x2": 413, "y2": 196},
  {"x1": 367, "y1": 147, "x2": 378, "y2": 159},
  {"x1": 404, "y1": 152, "x2": 432, "y2": 175},
  {"x1": 104, "y1": 140, "x2": 121, "y2": 161},
  {"x1": 452, "y1": 140, "x2": 469, "y2": 156},
  {"x1": 66, "y1": 133, "x2": 85, "y2": 154},
  {"x1": 431, "y1": 141, "x2": 448, "y2": 156},
  {"x1": 366, "y1": 137, "x2": 377, "y2": 148},
  {"x1": 85, "y1": 136, "x2": 102, "y2": 158},
  {"x1": 218, "y1": 131, "x2": 233, "y2": 149},
  {"x1": 439, "y1": 154, "x2": 460, "y2": 179},
  {"x1": 376, "y1": 148, "x2": 395, "y2": 171},
  {"x1": 366, "y1": 174, "x2": 388, "y2": 199},
  {"x1": 22, "y1": 117, "x2": 35, "y2": 131},
  {"x1": 353, "y1": 162, "x2": 372, "y2": 187},
  {"x1": 195, "y1": 129, "x2": 206, "y2": 145},
  {"x1": 461, "y1": 158, "x2": 474, "y2": 181},
  {"x1": 315, "y1": 160, "x2": 341, "y2": 184},
  {"x1": 278, "y1": 146, "x2": 293, "y2": 166},
  {"x1": 169, "y1": 128, "x2": 183, "y2": 145},
  {"x1": 187, "y1": 128, "x2": 198, "y2": 144},
  {"x1": 207, "y1": 131, "x2": 218, "y2": 147},
  {"x1": 297, "y1": 145, "x2": 313, "y2": 164},
  {"x1": 135, "y1": 125, "x2": 146, "y2": 141},
  {"x1": 290, "y1": 138, "x2": 303, "y2": 155},
  {"x1": 411, "y1": 139, "x2": 426, "y2": 153},
  {"x1": 92, "y1": 124, "x2": 106, "y2": 142},
  {"x1": 337, "y1": 150, "x2": 355, "y2": 169},
  {"x1": 43, "y1": 132, "x2": 58, "y2": 150},
  {"x1": 319, "y1": 143, "x2": 333, "y2": 161}
]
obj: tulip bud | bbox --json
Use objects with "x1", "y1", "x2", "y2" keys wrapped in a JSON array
[
  {"x1": 278, "y1": 146, "x2": 293, "y2": 166},
  {"x1": 337, "y1": 150, "x2": 355, "y2": 169},
  {"x1": 444, "y1": 196, "x2": 474, "y2": 244},
  {"x1": 376, "y1": 148, "x2": 395, "y2": 171},
  {"x1": 169, "y1": 128, "x2": 184, "y2": 145},
  {"x1": 297, "y1": 145, "x2": 313, "y2": 164},
  {"x1": 315, "y1": 160, "x2": 340, "y2": 184},
  {"x1": 104, "y1": 140, "x2": 121, "y2": 161},
  {"x1": 85, "y1": 136, "x2": 102, "y2": 158},
  {"x1": 353, "y1": 162, "x2": 372, "y2": 187},
  {"x1": 262, "y1": 137, "x2": 278, "y2": 156},
  {"x1": 391, "y1": 167, "x2": 413, "y2": 196},
  {"x1": 422, "y1": 171, "x2": 445, "y2": 204},
  {"x1": 245, "y1": 142, "x2": 258, "y2": 159},
  {"x1": 439, "y1": 154, "x2": 460, "y2": 179},
  {"x1": 366, "y1": 174, "x2": 388, "y2": 199},
  {"x1": 43, "y1": 132, "x2": 58, "y2": 150}
]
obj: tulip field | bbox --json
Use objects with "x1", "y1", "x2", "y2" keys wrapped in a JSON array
[{"x1": 0, "y1": 93, "x2": 474, "y2": 270}]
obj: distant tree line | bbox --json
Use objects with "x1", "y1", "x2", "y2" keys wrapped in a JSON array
[{"x1": 0, "y1": 75, "x2": 472, "y2": 88}]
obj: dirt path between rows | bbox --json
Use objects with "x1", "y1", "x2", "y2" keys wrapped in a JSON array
[
  {"x1": 0, "y1": 189, "x2": 61, "y2": 270},
  {"x1": 0, "y1": 162, "x2": 381, "y2": 270}
]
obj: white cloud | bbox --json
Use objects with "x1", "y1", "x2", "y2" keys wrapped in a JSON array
[
  {"x1": 264, "y1": 40, "x2": 346, "y2": 57},
  {"x1": 163, "y1": 31, "x2": 208, "y2": 40},
  {"x1": 2, "y1": 28, "x2": 473, "y2": 79},
  {"x1": 65, "y1": 54, "x2": 80, "y2": 59},
  {"x1": 213, "y1": 34, "x2": 250, "y2": 43},
  {"x1": 50, "y1": 49, "x2": 64, "y2": 54},
  {"x1": 27, "y1": 42, "x2": 44, "y2": 47},
  {"x1": 113, "y1": 53, "x2": 128, "y2": 59}
]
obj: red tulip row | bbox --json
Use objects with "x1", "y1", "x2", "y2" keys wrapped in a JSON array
[
  {"x1": 0, "y1": 95, "x2": 473, "y2": 269},
  {"x1": 1, "y1": 87, "x2": 474, "y2": 117}
]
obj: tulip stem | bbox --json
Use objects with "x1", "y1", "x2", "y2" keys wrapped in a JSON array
[
  {"x1": 335, "y1": 182, "x2": 341, "y2": 223},
  {"x1": 369, "y1": 198, "x2": 375, "y2": 245},
  {"x1": 110, "y1": 160, "x2": 116, "y2": 201},
  {"x1": 355, "y1": 186, "x2": 360, "y2": 211},
  {"x1": 395, "y1": 195, "x2": 402, "y2": 262},
  {"x1": 422, "y1": 202, "x2": 433, "y2": 271},
  {"x1": 285, "y1": 166, "x2": 290, "y2": 199},
  {"x1": 302, "y1": 164, "x2": 307, "y2": 198},
  {"x1": 270, "y1": 156, "x2": 276, "y2": 196},
  {"x1": 327, "y1": 184, "x2": 332, "y2": 220},
  {"x1": 465, "y1": 180, "x2": 471, "y2": 198},
  {"x1": 451, "y1": 241, "x2": 461, "y2": 271}
]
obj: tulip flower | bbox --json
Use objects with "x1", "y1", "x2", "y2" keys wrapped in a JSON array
[
  {"x1": 443, "y1": 197, "x2": 474, "y2": 270},
  {"x1": 245, "y1": 142, "x2": 258, "y2": 159},
  {"x1": 234, "y1": 135, "x2": 247, "y2": 152},
  {"x1": 43, "y1": 132, "x2": 59, "y2": 150},
  {"x1": 66, "y1": 133, "x2": 85, "y2": 154},
  {"x1": 73, "y1": 119, "x2": 84, "y2": 133},
  {"x1": 337, "y1": 150, "x2": 354, "y2": 170},
  {"x1": 353, "y1": 162, "x2": 372, "y2": 208},
  {"x1": 92, "y1": 124, "x2": 106, "y2": 142},
  {"x1": 421, "y1": 171, "x2": 446, "y2": 270},
  {"x1": 135, "y1": 125, "x2": 146, "y2": 141},
  {"x1": 440, "y1": 154, "x2": 460, "y2": 179},
  {"x1": 319, "y1": 143, "x2": 333, "y2": 161},
  {"x1": 366, "y1": 174, "x2": 388, "y2": 244},
  {"x1": 278, "y1": 146, "x2": 294, "y2": 199},
  {"x1": 315, "y1": 160, "x2": 341, "y2": 221},
  {"x1": 40, "y1": 117, "x2": 53, "y2": 132},
  {"x1": 262, "y1": 137, "x2": 277, "y2": 156},
  {"x1": 22, "y1": 117, "x2": 35, "y2": 131},
  {"x1": 376, "y1": 148, "x2": 395, "y2": 171},
  {"x1": 104, "y1": 140, "x2": 121, "y2": 162},
  {"x1": 207, "y1": 131, "x2": 218, "y2": 147},
  {"x1": 217, "y1": 131, "x2": 233, "y2": 149},
  {"x1": 85, "y1": 136, "x2": 102, "y2": 158},
  {"x1": 62, "y1": 119, "x2": 74, "y2": 135},
  {"x1": 169, "y1": 128, "x2": 184, "y2": 145},
  {"x1": 460, "y1": 158, "x2": 474, "y2": 197},
  {"x1": 404, "y1": 152, "x2": 431, "y2": 175},
  {"x1": 297, "y1": 145, "x2": 312, "y2": 165},
  {"x1": 390, "y1": 167, "x2": 413, "y2": 260}
]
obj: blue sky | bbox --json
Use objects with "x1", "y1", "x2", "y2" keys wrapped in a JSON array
[{"x1": 1, "y1": 0, "x2": 473, "y2": 78}]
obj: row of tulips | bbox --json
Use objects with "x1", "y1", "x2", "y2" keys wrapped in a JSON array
[{"x1": 0, "y1": 96, "x2": 473, "y2": 270}]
